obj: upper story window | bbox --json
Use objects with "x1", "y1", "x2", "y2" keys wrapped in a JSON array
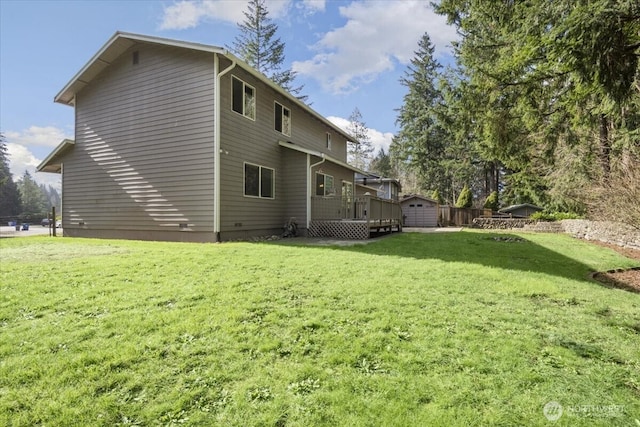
[
  {"x1": 244, "y1": 162, "x2": 274, "y2": 199},
  {"x1": 274, "y1": 102, "x2": 291, "y2": 136},
  {"x1": 232, "y1": 76, "x2": 255, "y2": 120},
  {"x1": 315, "y1": 172, "x2": 334, "y2": 196},
  {"x1": 326, "y1": 133, "x2": 332, "y2": 150}
]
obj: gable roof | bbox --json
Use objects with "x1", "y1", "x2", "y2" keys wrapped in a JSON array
[
  {"x1": 498, "y1": 203, "x2": 543, "y2": 213},
  {"x1": 55, "y1": 31, "x2": 357, "y2": 143},
  {"x1": 355, "y1": 173, "x2": 401, "y2": 188},
  {"x1": 400, "y1": 194, "x2": 438, "y2": 204},
  {"x1": 37, "y1": 139, "x2": 75, "y2": 173},
  {"x1": 356, "y1": 183, "x2": 381, "y2": 193}
]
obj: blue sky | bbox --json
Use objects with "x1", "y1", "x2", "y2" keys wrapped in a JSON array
[{"x1": 0, "y1": 0, "x2": 457, "y2": 189}]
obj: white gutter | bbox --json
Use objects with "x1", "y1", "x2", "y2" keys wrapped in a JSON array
[
  {"x1": 214, "y1": 53, "x2": 236, "y2": 240},
  {"x1": 308, "y1": 154, "x2": 326, "y2": 228}
]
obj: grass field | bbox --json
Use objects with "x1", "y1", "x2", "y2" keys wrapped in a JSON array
[{"x1": 1, "y1": 231, "x2": 639, "y2": 426}]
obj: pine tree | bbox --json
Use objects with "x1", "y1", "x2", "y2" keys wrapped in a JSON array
[
  {"x1": 17, "y1": 170, "x2": 47, "y2": 220},
  {"x1": 369, "y1": 148, "x2": 392, "y2": 177},
  {"x1": 390, "y1": 32, "x2": 474, "y2": 200},
  {"x1": 0, "y1": 134, "x2": 21, "y2": 218},
  {"x1": 230, "y1": 0, "x2": 306, "y2": 101},
  {"x1": 392, "y1": 33, "x2": 444, "y2": 185},
  {"x1": 435, "y1": 0, "x2": 640, "y2": 212},
  {"x1": 346, "y1": 108, "x2": 374, "y2": 171},
  {"x1": 40, "y1": 184, "x2": 61, "y2": 215}
]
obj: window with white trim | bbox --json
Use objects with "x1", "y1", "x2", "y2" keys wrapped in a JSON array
[
  {"x1": 315, "y1": 172, "x2": 334, "y2": 196},
  {"x1": 244, "y1": 163, "x2": 274, "y2": 199},
  {"x1": 274, "y1": 102, "x2": 291, "y2": 136},
  {"x1": 232, "y1": 76, "x2": 255, "y2": 120}
]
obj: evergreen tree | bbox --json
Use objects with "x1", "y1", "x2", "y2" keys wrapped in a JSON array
[
  {"x1": 435, "y1": 0, "x2": 640, "y2": 212},
  {"x1": 17, "y1": 170, "x2": 47, "y2": 219},
  {"x1": 390, "y1": 34, "x2": 483, "y2": 204},
  {"x1": 455, "y1": 184, "x2": 473, "y2": 208},
  {"x1": 230, "y1": 0, "x2": 306, "y2": 101},
  {"x1": 346, "y1": 108, "x2": 374, "y2": 171},
  {"x1": 0, "y1": 134, "x2": 21, "y2": 218},
  {"x1": 369, "y1": 148, "x2": 392, "y2": 177},
  {"x1": 392, "y1": 33, "x2": 446, "y2": 193},
  {"x1": 40, "y1": 184, "x2": 62, "y2": 215},
  {"x1": 434, "y1": 68, "x2": 487, "y2": 205},
  {"x1": 484, "y1": 191, "x2": 499, "y2": 211},
  {"x1": 431, "y1": 189, "x2": 444, "y2": 204}
]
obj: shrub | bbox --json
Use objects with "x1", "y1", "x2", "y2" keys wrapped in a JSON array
[
  {"x1": 586, "y1": 154, "x2": 640, "y2": 230},
  {"x1": 455, "y1": 185, "x2": 473, "y2": 208},
  {"x1": 484, "y1": 191, "x2": 499, "y2": 210},
  {"x1": 431, "y1": 189, "x2": 444, "y2": 204},
  {"x1": 531, "y1": 211, "x2": 583, "y2": 221}
]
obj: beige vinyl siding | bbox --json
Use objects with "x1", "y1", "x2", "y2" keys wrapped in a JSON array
[
  {"x1": 281, "y1": 148, "x2": 307, "y2": 229},
  {"x1": 219, "y1": 67, "x2": 283, "y2": 237},
  {"x1": 66, "y1": 42, "x2": 215, "y2": 239},
  {"x1": 218, "y1": 64, "x2": 354, "y2": 238},
  {"x1": 311, "y1": 160, "x2": 353, "y2": 197}
]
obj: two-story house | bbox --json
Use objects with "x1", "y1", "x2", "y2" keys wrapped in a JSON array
[
  {"x1": 355, "y1": 173, "x2": 401, "y2": 201},
  {"x1": 38, "y1": 32, "x2": 401, "y2": 241}
]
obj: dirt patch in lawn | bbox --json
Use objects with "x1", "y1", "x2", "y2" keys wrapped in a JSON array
[{"x1": 588, "y1": 240, "x2": 640, "y2": 293}]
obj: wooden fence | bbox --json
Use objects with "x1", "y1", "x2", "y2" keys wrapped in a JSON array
[{"x1": 439, "y1": 206, "x2": 492, "y2": 226}]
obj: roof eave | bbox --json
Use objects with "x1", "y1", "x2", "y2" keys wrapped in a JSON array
[
  {"x1": 278, "y1": 141, "x2": 367, "y2": 175},
  {"x1": 54, "y1": 31, "x2": 358, "y2": 145},
  {"x1": 400, "y1": 195, "x2": 437, "y2": 203},
  {"x1": 37, "y1": 139, "x2": 75, "y2": 173},
  {"x1": 54, "y1": 31, "x2": 226, "y2": 106}
]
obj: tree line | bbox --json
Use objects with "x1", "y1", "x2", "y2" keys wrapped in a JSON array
[
  {"x1": 384, "y1": 0, "x2": 639, "y2": 227},
  {"x1": 0, "y1": 135, "x2": 61, "y2": 223}
]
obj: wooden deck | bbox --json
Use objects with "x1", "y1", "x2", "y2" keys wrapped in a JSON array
[{"x1": 309, "y1": 195, "x2": 402, "y2": 239}]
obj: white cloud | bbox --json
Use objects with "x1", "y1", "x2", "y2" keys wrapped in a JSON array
[
  {"x1": 299, "y1": 0, "x2": 325, "y2": 14},
  {"x1": 368, "y1": 128, "x2": 394, "y2": 155},
  {"x1": 160, "y1": 1, "x2": 206, "y2": 30},
  {"x1": 5, "y1": 126, "x2": 68, "y2": 148},
  {"x1": 4, "y1": 126, "x2": 70, "y2": 191},
  {"x1": 327, "y1": 116, "x2": 393, "y2": 154},
  {"x1": 6, "y1": 143, "x2": 61, "y2": 192},
  {"x1": 159, "y1": 0, "x2": 296, "y2": 30},
  {"x1": 293, "y1": 0, "x2": 458, "y2": 94},
  {"x1": 7, "y1": 143, "x2": 41, "y2": 177}
]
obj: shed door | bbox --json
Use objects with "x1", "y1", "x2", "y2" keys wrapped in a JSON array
[{"x1": 404, "y1": 202, "x2": 437, "y2": 227}]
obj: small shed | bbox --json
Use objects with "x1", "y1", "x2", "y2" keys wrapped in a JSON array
[
  {"x1": 498, "y1": 203, "x2": 543, "y2": 218},
  {"x1": 401, "y1": 195, "x2": 438, "y2": 227}
]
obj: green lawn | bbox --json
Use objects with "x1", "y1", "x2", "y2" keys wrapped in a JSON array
[{"x1": 1, "y1": 231, "x2": 639, "y2": 426}]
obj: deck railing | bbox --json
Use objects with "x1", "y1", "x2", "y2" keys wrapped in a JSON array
[
  {"x1": 309, "y1": 195, "x2": 402, "y2": 239},
  {"x1": 311, "y1": 195, "x2": 402, "y2": 225}
]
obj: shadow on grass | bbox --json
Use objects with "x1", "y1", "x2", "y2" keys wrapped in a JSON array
[{"x1": 281, "y1": 231, "x2": 615, "y2": 283}]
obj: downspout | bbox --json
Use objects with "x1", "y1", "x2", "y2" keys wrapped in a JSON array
[
  {"x1": 214, "y1": 53, "x2": 236, "y2": 241},
  {"x1": 60, "y1": 163, "x2": 64, "y2": 233},
  {"x1": 308, "y1": 154, "x2": 326, "y2": 229}
]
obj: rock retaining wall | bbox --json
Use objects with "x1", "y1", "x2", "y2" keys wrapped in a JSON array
[
  {"x1": 471, "y1": 218, "x2": 640, "y2": 250},
  {"x1": 560, "y1": 219, "x2": 640, "y2": 250},
  {"x1": 471, "y1": 218, "x2": 537, "y2": 229}
]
